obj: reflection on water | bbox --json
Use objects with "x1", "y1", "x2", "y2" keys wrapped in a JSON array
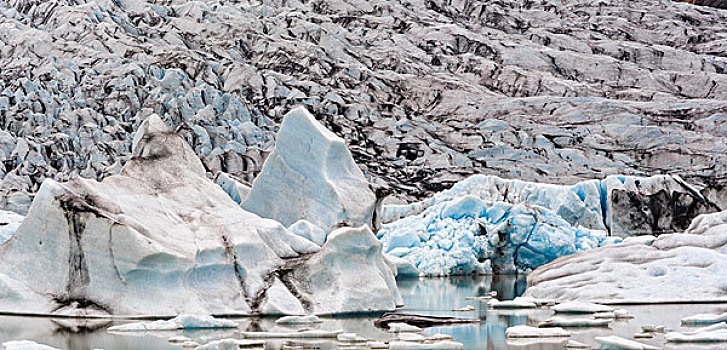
[{"x1": 0, "y1": 275, "x2": 724, "y2": 350}]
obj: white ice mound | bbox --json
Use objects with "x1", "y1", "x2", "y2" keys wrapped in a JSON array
[
  {"x1": 0, "y1": 114, "x2": 400, "y2": 316},
  {"x1": 525, "y1": 211, "x2": 727, "y2": 303},
  {"x1": 378, "y1": 193, "x2": 619, "y2": 276},
  {"x1": 682, "y1": 313, "x2": 727, "y2": 325},
  {"x1": 2, "y1": 340, "x2": 60, "y2": 350},
  {"x1": 595, "y1": 335, "x2": 660, "y2": 350},
  {"x1": 243, "y1": 107, "x2": 376, "y2": 233},
  {"x1": 0, "y1": 210, "x2": 23, "y2": 245},
  {"x1": 666, "y1": 323, "x2": 727, "y2": 343},
  {"x1": 505, "y1": 325, "x2": 570, "y2": 338},
  {"x1": 108, "y1": 315, "x2": 238, "y2": 332}
]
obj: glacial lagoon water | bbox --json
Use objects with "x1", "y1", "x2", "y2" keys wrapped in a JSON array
[{"x1": 0, "y1": 275, "x2": 724, "y2": 350}]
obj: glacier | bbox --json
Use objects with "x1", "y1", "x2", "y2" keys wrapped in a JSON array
[
  {"x1": 0, "y1": 112, "x2": 400, "y2": 317},
  {"x1": 524, "y1": 210, "x2": 727, "y2": 303},
  {"x1": 377, "y1": 173, "x2": 715, "y2": 276}
]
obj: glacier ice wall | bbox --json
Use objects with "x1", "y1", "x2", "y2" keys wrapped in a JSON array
[
  {"x1": 378, "y1": 174, "x2": 715, "y2": 275},
  {"x1": 1, "y1": 0, "x2": 727, "y2": 216}
]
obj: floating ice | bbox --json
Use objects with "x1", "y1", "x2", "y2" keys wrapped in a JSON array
[
  {"x1": 682, "y1": 313, "x2": 727, "y2": 325},
  {"x1": 594, "y1": 335, "x2": 660, "y2": 350},
  {"x1": 108, "y1": 315, "x2": 238, "y2": 332},
  {"x1": 243, "y1": 107, "x2": 376, "y2": 233},
  {"x1": 337, "y1": 333, "x2": 367, "y2": 342},
  {"x1": 538, "y1": 316, "x2": 612, "y2": 328},
  {"x1": 552, "y1": 302, "x2": 614, "y2": 314},
  {"x1": 505, "y1": 325, "x2": 570, "y2": 338},
  {"x1": 388, "y1": 341, "x2": 464, "y2": 350},
  {"x1": 488, "y1": 297, "x2": 537, "y2": 309},
  {"x1": 564, "y1": 340, "x2": 591, "y2": 348},
  {"x1": 666, "y1": 323, "x2": 727, "y2": 343},
  {"x1": 2, "y1": 340, "x2": 60, "y2": 350},
  {"x1": 388, "y1": 323, "x2": 422, "y2": 333},
  {"x1": 193, "y1": 339, "x2": 265, "y2": 350},
  {"x1": 275, "y1": 315, "x2": 322, "y2": 325},
  {"x1": 239, "y1": 329, "x2": 343, "y2": 338}
]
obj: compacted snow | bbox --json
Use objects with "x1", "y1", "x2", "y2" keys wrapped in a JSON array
[
  {"x1": 0, "y1": 111, "x2": 400, "y2": 317},
  {"x1": 525, "y1": 211, "x2": 727, "y2": 303}
]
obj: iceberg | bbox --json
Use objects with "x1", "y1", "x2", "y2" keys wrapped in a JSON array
[
  {"x1": 538, "y1": 316, "x2": 612, "y2": 328},
  {"x1": 0, "y1": 114, "x2": 400, "y2": 316},
  {"x1": 682, "y1": 313, "x2": 727, "y2": 325},
  {"x1": 388, "y1": 341, "x2": 464, "y2": 350},
  {"x1": 243, "y1": 107, "x2": 377, "y2": 233},
  {"x1": 552, "y1": 302, "x2": 614, "y2": 314},
  {"x1": 525, "y1": 211, "x2": 727, "y2": 303},
  {"x1": 666, "y1": 323, "x2": 727, "y2": 343}
]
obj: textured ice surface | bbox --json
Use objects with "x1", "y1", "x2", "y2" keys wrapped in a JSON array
[
  {"x1": 243, "y1": 107, "x2": 376, "y2": 233},
  {"x1": 525, "y1": 211, "x2": 727, "y2": 303},
  {"x1": 595, "y1": 335, "x2": 660, "y2": 350},
  {"x1": 0, "y1": 114, "x2": 399, "y2": 316},
  {"x1": 378, "y1": 174, "x2": 716, "y2": 276}
]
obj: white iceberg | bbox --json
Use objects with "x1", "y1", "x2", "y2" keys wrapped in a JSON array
[
  {"x1": 243, "y1": 107, "x2": 377, "y2": 233},
  {"x1": 108, "y1": 315, "x2": 238, "y2": 332},
  {"x1": 0, "y1": 114, "x2": 400, "y2": 316},
  {"x1": 488, "y1": 297, "x2": 537, "y2": 309},
  {"x1": 525, "y1": 211, "x2": 727, "y2": 303},
  {"x1": 388, "y1": 323, "x2": 422, "y2": 333},
  {"x1": 594, "y1": 335, "x2": 661, "y2": 350},
  {"x1": 505, "y1": 325, "x2": 570, "y2": 338},
  {"x1": 193, "y1": 339, "x2": 265, "y2": 350}
]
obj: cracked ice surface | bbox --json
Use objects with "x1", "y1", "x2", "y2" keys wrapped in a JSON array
[
  {"x1": 0, "y1": 113, "x2": 400, "y2": 316},
  {"x1": 1, "y1": 0, "x2": 727, "y2": 218}
]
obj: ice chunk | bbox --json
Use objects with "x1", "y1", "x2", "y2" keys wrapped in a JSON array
[
  {"x1": 388, "y1": 341, "x2": 464, "y2": 350},
  {"x1": 337, "y1": 333, "x2": 367, "y2": 342},
  {"x1": 2, "y1": 340, "x2": 60, "y2": 350},
  {"x1": 682, "y1": 313, "x2": 727, "y2": 325},
  {"x1": 594, "y1": 335, "x2": 660, "y2": 349},
  {"x1": 538, "y1": 316, "x2": 611, "y2": 328},
  {"x1": 0, "y1": 210, "x2": 23, "y2": 245},
  {"x1": 488, "y1": 297, "x2": 537, "y2": 309},
  {"x1": 288, "y1": 220, "x2": 327, "y2": 247},
  {"x1": 275, "y1": 315, "x2": 322, "y2": 325},
  {"x1": 239, "y1": 329, "x2": 343, "y2": 338},
  {"x1": 665, "y1": 323, "x2": 727, "y2": 342},
  {"x1": 214, "y1": 172, "x2": 251, "y2": 205},
  {"x1": 552, "y1": 302, "x2": 614, "y2": 314},
  {"x1": 505, "y1": 325, "x2": 570, "y2": 338},
  {"x1": 243, "y1": 107, "x2": 376, "y2": 233},
  {"x1": 388, "y1": 323, "x2": 422, "y2": 333},
  {"x1": 387, "y1": 256, "x2": 421, "y2": 277},
  {"x1": 108, "y1": 315, "x2": 238, "y2": 331},
  {"x1": 564, "y1": 340, "x2": 591, "y2": 348}
]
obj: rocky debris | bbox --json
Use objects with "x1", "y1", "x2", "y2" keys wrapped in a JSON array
[
  {"x1": 1, "y1": 0, "x2": 726, "y2": 215},
  {"x1": 0, "y1": 114, "x2": 400, "y2": 316},
  {"x1": 524, "y1": 211, "x2": 727, "y2": 303},
  {"x1": 242, "y1": 107, "x2": 376, "y2": 232}
]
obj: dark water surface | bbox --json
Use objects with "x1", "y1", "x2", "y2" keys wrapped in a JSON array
[{"x1": 0, "y1": 275, "x2": 724, "y2": 349}]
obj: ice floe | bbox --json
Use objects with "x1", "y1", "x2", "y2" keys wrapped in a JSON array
[
  {"x1": 275, "y1": 315, "x2": 322, "y2": 325},
  {"x1": 666, "y1": 323, "x2": 727, "y2": 343},
  {"x1": 538, "y1": 316, "x2": 612, "y2": 328},
  {"x1": 2, "y1": 341, "x2": 60, "y2": 350},
  {"x1": 552, "y1": 302, "x2": 614, "y2": 314},
  {"x1": 488, "y1": 297, "x2": 537, "y2": 309},
  {"x1": 505, "y1": 325, "x2": 570, "y2": 338},
  {"x1": 239, "y1": 329, "x2": 342, "y2": 338},
  {"x1": 595, "y1": 335, "x2": 660, "y2": 349},
  {"x1": 387, "y1": 323, "x2": 422, "y2": 333},
  {"x1": 388, "y1": 341, "x2": 464, "y2": 350},
  {"x1": 193, "y1": 339, "x2": 265, "y2": 350},
  {"x1": 0, "y1": 210, "x2": 23, "y2": 245}
]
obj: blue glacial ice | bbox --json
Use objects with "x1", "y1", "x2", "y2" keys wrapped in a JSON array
[{"x1": 378, "y1": 175, "x2": 625, "y2": 276}]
